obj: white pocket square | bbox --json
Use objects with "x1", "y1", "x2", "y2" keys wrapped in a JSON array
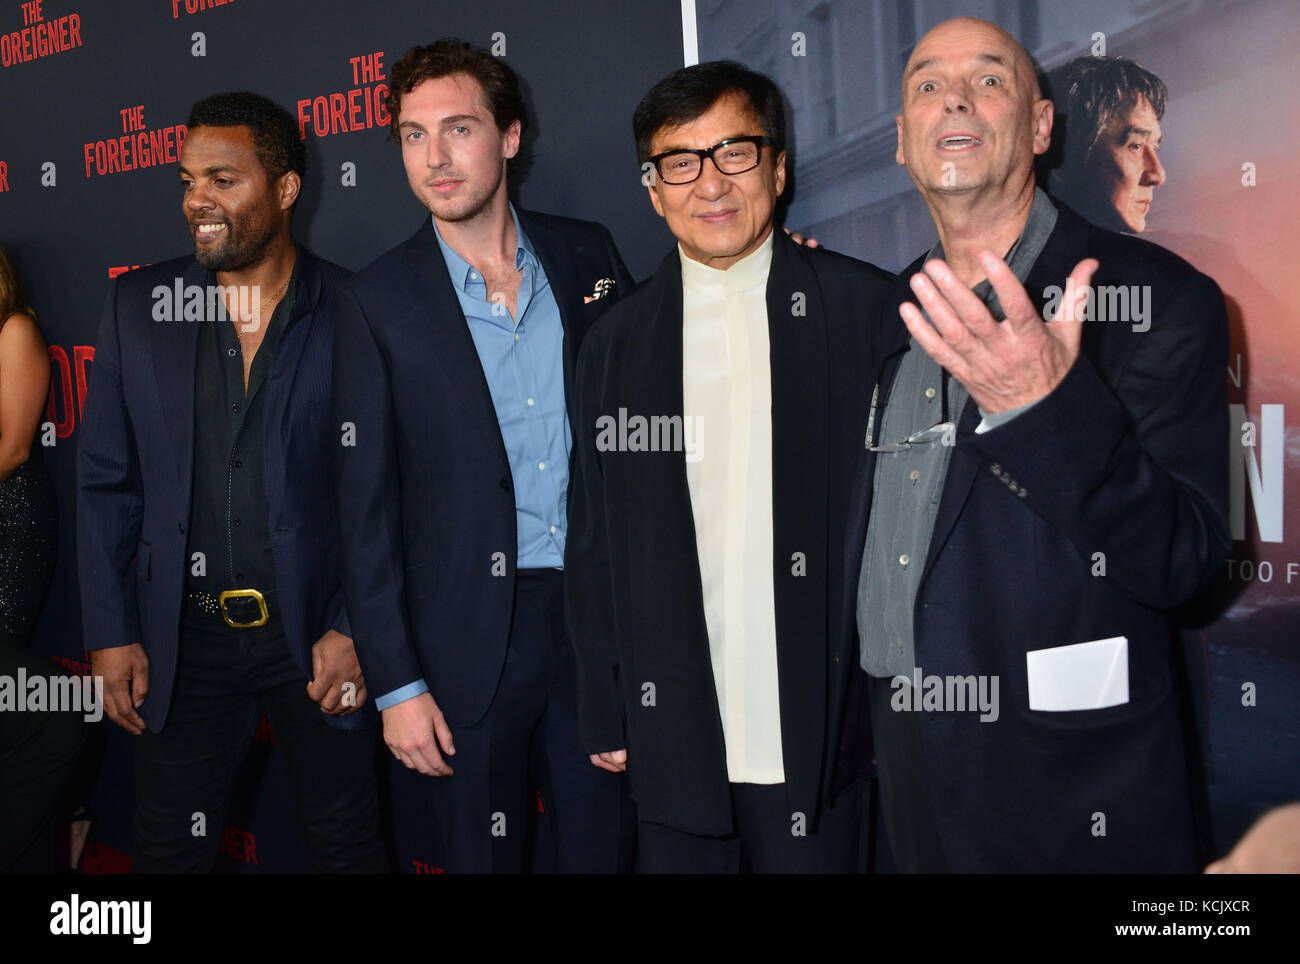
[{"x1": 1026, "y1": 635, "x2": 1129, "y2": 711}]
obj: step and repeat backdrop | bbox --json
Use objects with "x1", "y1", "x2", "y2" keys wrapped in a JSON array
[
  {"x1": 2, "y1": 0, "x2": 1295, "y2": 871},
  {"x1": 1, "y1": 0, "x2": 685, "y2": 872}
]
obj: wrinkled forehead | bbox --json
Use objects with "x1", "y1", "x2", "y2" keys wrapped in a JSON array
[{"x1": 904, "y1": 20, "x2": 1035, "y2": 93}]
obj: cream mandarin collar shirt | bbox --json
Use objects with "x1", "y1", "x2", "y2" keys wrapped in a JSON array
[{"x1": 679, "y1": 230, "x2": 784, "y2": 784}]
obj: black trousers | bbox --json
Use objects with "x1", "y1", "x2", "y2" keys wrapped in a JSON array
[
  {"x1": 866, "y1": 671, "x2": 949, "y2": 872},
  {"x1": 636, "y1": 779, "x2": 866, "y2": 873},
  {"x1": 427, "y1": 569, "x2": 634, "y2": 873},
  {"x1": 132, "y1": 602, "x2": 388, "y2": 873}
]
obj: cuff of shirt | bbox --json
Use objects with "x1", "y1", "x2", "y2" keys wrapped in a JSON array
[
  {"x1": 975, "y1": 397, "x2": 1042, "y2": 435},
  {"x1": 374, "y1": 679, "x2": 429, "y2": 711}
]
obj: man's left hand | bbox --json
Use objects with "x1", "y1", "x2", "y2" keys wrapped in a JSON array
[
  {"x1": 307, "y1": 630, "x2": 367, "y2": 715},
  {"x1": 900, "y1": 251, "x2": 1099, "y2": 415}
]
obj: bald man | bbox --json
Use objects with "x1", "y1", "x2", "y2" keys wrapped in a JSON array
[{"x1": 843, "y1": 17, "x2": 1228, "y2": 872}]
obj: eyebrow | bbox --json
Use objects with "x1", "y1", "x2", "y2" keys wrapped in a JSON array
[
  {"x1": 907, "y1": 51, "x2": 1011, "y2": 79},
  {"x1": 1123, "y1": 126, "x2": 1163, "y2": 143},
  {"x1": 178, "y1": 164, "x2": 241, "y2": 177},
  {"x1": 653, "y1": 132, "x2": 758, "y2": 154}
]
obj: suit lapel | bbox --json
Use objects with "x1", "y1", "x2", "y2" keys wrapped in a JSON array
[
  {"x1": 152, "y1": 258, "x2": 206, "y2": 493},
  {"x1": 517, "y1": 209, "x2": 584, "y2": 409},
  {"x1": 398, "y1": 219, "x2": 506, "y2": 451},
  {"x1": 767, "y1": 233, "x2": 828, "y2": 591},
  {"x1": 917, "y1": 206, "x2": 1086, "y2": 588}
]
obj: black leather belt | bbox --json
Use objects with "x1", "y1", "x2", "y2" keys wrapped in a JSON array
[{"x1": 186, "y1": 587, "x2": 278, "y2": 628}]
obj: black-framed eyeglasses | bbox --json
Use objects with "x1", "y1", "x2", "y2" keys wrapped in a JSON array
[{"x1": 649, "y1": 136, "x2": 775, "y2": 185}]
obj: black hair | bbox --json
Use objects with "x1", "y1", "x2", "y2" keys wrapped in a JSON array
[
  {"x1": 633, "y1": 60, "x2": 786, "y2": 164},
  {"x1": 187, "y1": 91, "x2": 306, "y2": 183}
]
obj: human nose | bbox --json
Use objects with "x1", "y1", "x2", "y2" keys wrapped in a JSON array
[
  {"x1": 693, "y1": 153, "x2": 732, "y2": 198},
  {"x1": 425, "y1": 135, "x2": 451, "y2": 169},
  {"x1": 185, "y1": 182, "x2": 214, "y2": 213},
  {"x1": 1143, "y1": 146, "x2": 1166, "y2": 186},
  {"x1": 944, "y1": 82, "x2": 973, "y2": 114}
]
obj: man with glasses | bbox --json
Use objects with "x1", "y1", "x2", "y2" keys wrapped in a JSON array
[{"x1": 564, "y1": 61, "x2": 892, "y2": 872}]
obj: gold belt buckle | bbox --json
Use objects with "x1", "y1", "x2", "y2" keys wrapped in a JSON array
[{"x1": 217, "y1": 588, "x2": 268, "y2": 628}]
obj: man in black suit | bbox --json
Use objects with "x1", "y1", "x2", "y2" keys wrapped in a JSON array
[
  {"x1": 332, "y1": 40, "x2": 634, "y2": 873},
  {"x1": 845, "y1": 17, "x2": 1228, "y2": 871},
  {"x1": 565, "y1": 61, "x2": 892, "y2": 872},
  {"x1": 78, "y1": 92, "x2": 387, "y2": 872}
]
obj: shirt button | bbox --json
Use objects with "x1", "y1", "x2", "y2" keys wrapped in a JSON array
[
  {"x1": 234, "y1": 460, "x2": 242, "y2": 469},
  {"x1": 909, "y1": 469, "x2": 920, "y2": 481},
  {"x1": 549, "y1": 525, "x2": 557, "y2": 535},
  {"x1": 925, "y1": 387, "x2": 936, "y2": 399},
  {"x1": 233, "y1": 518, "x2": 241, "y2": 526},
  {"x1": 227, "y1": 348, "x2": 237, "y2": 358},
  {"x1": 469, "y1": 271, "x2": 478, "y2": 280},
  {"x1": 526, "y1": 398, "x2": 535, "y2": 407},
  {"x1": 538, "y1": 462, "x2": 546, "y2": 471},
  {"x1": 232, "y1": 403, "x2": 240, "y2": 413},
  {"x1": 899, "y1": 553, "x2": 910, "y2": 566},
  {"x1": 514, "y1": 333, "x2": 520, "y2": 341}
]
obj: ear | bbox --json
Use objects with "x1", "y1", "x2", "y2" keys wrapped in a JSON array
[
  {"x1": 895, "y1": 114, "x2": 906, "y2": 167},
  {"x1": 1031, "y1": 99, "x2": 1054, "y2": 156},
  {"x1": 503, "y1": 118, "x2": 522, "y2": 160},
  {"x1": 773, "y1": 149, "x2": 787, "y2": 197},
  {"x1": 646, "y1": 178, "x2": 665, "y2": 220},
  {"x1": 278, "y1": 170, "x2": 301, "y2": 211}
]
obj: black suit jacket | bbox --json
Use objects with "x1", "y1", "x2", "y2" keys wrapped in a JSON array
[
  {"x1": 842, "y1": 202, "x2": 1229, "y2": 871},
  {"x1": 566, "y1": 231, "x2": 893, "y2": 836},
  {"x1": 331, "y1": 209, "x2": 632, "y2": 726},
  {"x1": 77, "y1": 247, "x2": 373, "y2": 732}
]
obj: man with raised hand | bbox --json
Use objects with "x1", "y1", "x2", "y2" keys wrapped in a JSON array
[{"x1": 846, "y1": 17, "x2": 1227, "y2": 872}]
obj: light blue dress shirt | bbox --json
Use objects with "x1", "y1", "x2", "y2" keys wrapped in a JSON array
[{"x1": 374, "y1": 205, "x2": 571, "y2": 712}]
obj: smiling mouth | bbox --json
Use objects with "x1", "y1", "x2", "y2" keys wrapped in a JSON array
[
  {"x1": 937, "y1": 135, "x2": 983, "y2": 150},
  {"x1": 193, "y1": 222, "x2": 227, "y2": 237}
]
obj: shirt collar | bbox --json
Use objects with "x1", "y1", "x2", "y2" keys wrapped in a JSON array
[
  {"x1": 432, "y1": 202, "x2": 537, "y2": 291},
  {"x1": 925, "y1": 187, "x2": 1058, "y2": 311},
  {"x1": 679, "y1": 227, "x2": 775, "y2": 295}
]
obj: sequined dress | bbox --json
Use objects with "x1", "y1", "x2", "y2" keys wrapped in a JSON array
[{"x1": 0, "y1": 446, "x2": 57, "y2": 646}]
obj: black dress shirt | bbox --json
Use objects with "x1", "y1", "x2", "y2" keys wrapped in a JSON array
[{"x1": 185, "y1": 255, "x2": 299, "y2": 595}]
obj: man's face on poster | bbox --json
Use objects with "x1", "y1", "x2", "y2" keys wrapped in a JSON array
[{"x1": 1093, "y1": 94, "x2": 1165, "y2": 232}]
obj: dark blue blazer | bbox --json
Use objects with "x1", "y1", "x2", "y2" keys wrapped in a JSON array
[
  {"x1": 77, "y1": 247, "x2": 374, "y2": 732},
  {"x1": 842, "y1": 203, "x2": 1230, "y2": 871},
  {"x1": 331, "y1": 209, "x2": 632, "y2": 727}
]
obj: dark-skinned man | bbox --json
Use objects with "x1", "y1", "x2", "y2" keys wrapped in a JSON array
[{"x1": 78, "y1": 91, "x2": 387, "y2": 872}]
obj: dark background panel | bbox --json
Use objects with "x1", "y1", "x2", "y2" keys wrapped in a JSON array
[{"x1": 0, "y1": 0, "x2": 685, "y2": 872}]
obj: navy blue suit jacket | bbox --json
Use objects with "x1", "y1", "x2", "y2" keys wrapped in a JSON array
[
  {"x1": 842, "y1": 203, "x2": 1229, "y2": 871},
  {"x1": 77, "y1": 247, "x2": 374, "y2": 732},
  {"x1": 331, "y1": 210, "x2": 632, "y2": 727}
]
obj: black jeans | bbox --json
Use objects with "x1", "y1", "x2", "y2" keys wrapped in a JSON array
[{"x1": 132, "y1": 602, "x2": 387, "y2": 872}]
